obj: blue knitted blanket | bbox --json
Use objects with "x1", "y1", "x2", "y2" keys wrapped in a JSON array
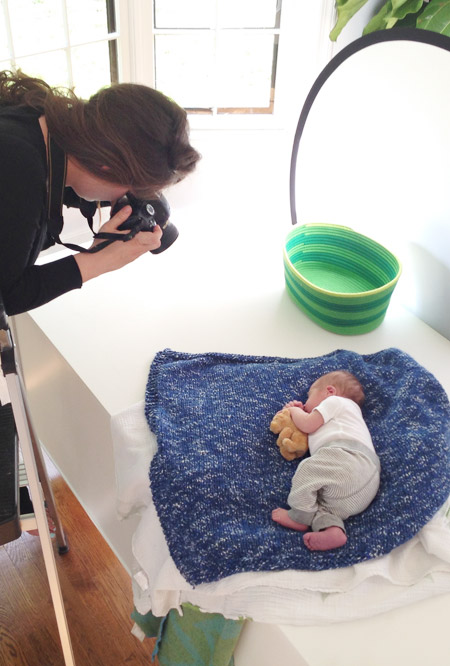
[{"x1": 145, "y1": 348, "x2": 450, "y2": 586}]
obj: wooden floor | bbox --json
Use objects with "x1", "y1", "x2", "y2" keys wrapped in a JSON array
[{"x1": 0, "y1": 454, "x2": 158, "y2": 666}]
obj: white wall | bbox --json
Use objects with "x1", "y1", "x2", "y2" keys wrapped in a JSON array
[
  {"x1": 295, "y1": 0, "x2": 450, "y2": 340},
  {"x1": 292, "y1": 35, "x2": 450, "y2": 340}
]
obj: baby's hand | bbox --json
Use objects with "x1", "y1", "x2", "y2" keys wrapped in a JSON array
[{"x1": 284, "y1": 400, "x2": 304, "y2": 410}]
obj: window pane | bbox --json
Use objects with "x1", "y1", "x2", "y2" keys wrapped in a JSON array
[
  {"x1": 71, "y1": 41, "x2": 112, "y2": 99},
  {"x1": 216, "y1": 33, "x2": 275, "y2": 107},
  {"x1": 15, "y1": 51, "x2": 69, "y2": 89},
  {"x1": 9, "y1": 0, "x2": 65, "y2": 57},
  {"x1": 155, "y1": 34, "x2": 214, "y2": 109},
  {"x1": 218, "y1": 0, "x2": 280, "y2": 28},
  {"x1": 66, "y1": 0, "x2": 110, "y2": 46},
  {"x1": 154, "y1": 0, "x2": 214, "y2": 28}
]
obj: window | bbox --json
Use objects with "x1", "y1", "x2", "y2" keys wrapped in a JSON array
[
  {"x1": 0, "y1": 0, "x2": 118, "y2": 99},
  {"x1": 153, "y1": 0, "x2": 281, "y2": 116},
  {"x1": 1, "y1": 0, "x2": 335, "y2": 129},
  {"x1": 119, "y1": 0, "x2": 335, "y2": 130}
]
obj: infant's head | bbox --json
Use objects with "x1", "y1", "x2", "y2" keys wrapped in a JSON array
[{"x1": 305, "y1": 370, "x2": 365, "y2": 412}]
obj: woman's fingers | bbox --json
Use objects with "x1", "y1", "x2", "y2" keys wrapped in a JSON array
[
  {"x1": 136, "y1": 224, "x2": 162, "y2": 250},
  {"x1": 108, "y1": 204, "x2": 132, "y2": 231}
]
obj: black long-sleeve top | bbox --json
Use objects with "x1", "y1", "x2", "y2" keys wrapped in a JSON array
[{"x1": 0, "y1": 105, "x2": 82, "y2": 315}]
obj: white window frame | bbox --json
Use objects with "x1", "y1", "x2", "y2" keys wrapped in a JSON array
[{"x1": 116, "y1": 0, "x2": 337, "y2": 131}]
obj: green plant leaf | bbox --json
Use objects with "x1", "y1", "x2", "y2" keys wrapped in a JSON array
[
  {"x1": 392, "y1": 0, "x2": 415, "y2": 9},
  {"x1": 395, "y1": 1, "x2": 429, "y2": 27},
  {"x1": 417, "y1": 0, "x2": 450, "y2": 35},
  {"x1": 330, "y1": 0, "x2": 371, "y2": 41},
  {"x1": 363, "y1": 0, "x2": 424, "y2": 33},
  {"x1": 393, "y1": 0, "x2": 425, "y2": 20},
  {"x1": 363, "y1": 1, "x2": 394, "y2": 32}
]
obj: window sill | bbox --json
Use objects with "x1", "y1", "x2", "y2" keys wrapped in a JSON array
[{"x1": 187, "y1": 112, "x2": 285, "y2": 132}]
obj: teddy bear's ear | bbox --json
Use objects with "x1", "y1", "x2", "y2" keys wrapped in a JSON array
[
  {"x1": 269, "y1": 410, "x2": 284, "y2": 434},
  {"x1": 270, "y1": 420, "x2": 280, "y2": 434}
]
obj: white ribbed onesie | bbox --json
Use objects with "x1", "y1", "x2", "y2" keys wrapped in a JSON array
[{"x1": 287, "y1": 396, "x2": 380, "y2": 533}]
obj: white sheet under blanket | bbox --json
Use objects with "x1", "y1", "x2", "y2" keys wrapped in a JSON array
[{"x1": 111, "y1": 400, "x2": 450, "y2": 625}]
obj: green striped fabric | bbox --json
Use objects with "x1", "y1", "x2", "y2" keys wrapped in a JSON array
[
  {"x1": 283, "y1": 224, "x2": 401, "y2": 335},
  {"x1": 131, "y1": 605, "x2": 244, "y2": 666}
]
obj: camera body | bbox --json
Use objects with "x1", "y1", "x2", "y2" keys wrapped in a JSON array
[{"x1": 111, "y1": 192, "x2": 178, "y2": 254}]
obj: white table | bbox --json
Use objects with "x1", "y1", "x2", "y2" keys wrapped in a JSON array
[{"x1": 12, "y1": 169, "x2": 450, "y2": 665}]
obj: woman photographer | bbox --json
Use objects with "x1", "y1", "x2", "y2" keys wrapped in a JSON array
[{"x1": 0, "y1": 70, "x2": 200, "y2": 316}]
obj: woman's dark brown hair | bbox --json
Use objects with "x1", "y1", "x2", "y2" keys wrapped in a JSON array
[{"x1": 0, "y1": 70, "x2": 200, "y2": 197}]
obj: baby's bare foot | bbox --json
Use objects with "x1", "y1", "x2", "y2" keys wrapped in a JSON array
[
  {"x1": 303, "y1": 526, "x2": 347, "y2": 551},
  {"x1": 271, "y1": 508, "x2": 308, "y2": 531}
]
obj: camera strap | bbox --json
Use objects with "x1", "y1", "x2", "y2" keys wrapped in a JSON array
[{"x1": 46, "y1": 134, "x2": 124, "y2": 254}]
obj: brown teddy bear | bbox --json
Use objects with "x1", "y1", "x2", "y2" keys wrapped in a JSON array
[{"x1": 270, "y1": 408, "x2": 308, "y2": 461}]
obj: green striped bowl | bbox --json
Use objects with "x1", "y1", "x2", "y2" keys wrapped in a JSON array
[{"x1": 283, "y1": 224, "x2": 401, "y2": 335}]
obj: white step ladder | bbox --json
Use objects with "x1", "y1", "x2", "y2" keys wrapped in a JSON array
[{"x1": 0, "y1": 300, "x2": 76, "y2": 666}]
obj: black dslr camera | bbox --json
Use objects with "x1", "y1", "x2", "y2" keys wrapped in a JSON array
[{"x1": 111, "y1": 192, "x2": 178, "y2": 255}]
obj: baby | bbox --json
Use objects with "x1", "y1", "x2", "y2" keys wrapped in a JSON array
[{"x1": 272, "y1": 370, "x2": 380, "y2": 551}]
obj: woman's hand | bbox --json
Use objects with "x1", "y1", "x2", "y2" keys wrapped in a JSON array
[
  {"x1": 94, "y1": 204, "x2": 163, "y2": 251},
  {"x1": 74, "y1": 204, "x2": 163, "y2": 282}
]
